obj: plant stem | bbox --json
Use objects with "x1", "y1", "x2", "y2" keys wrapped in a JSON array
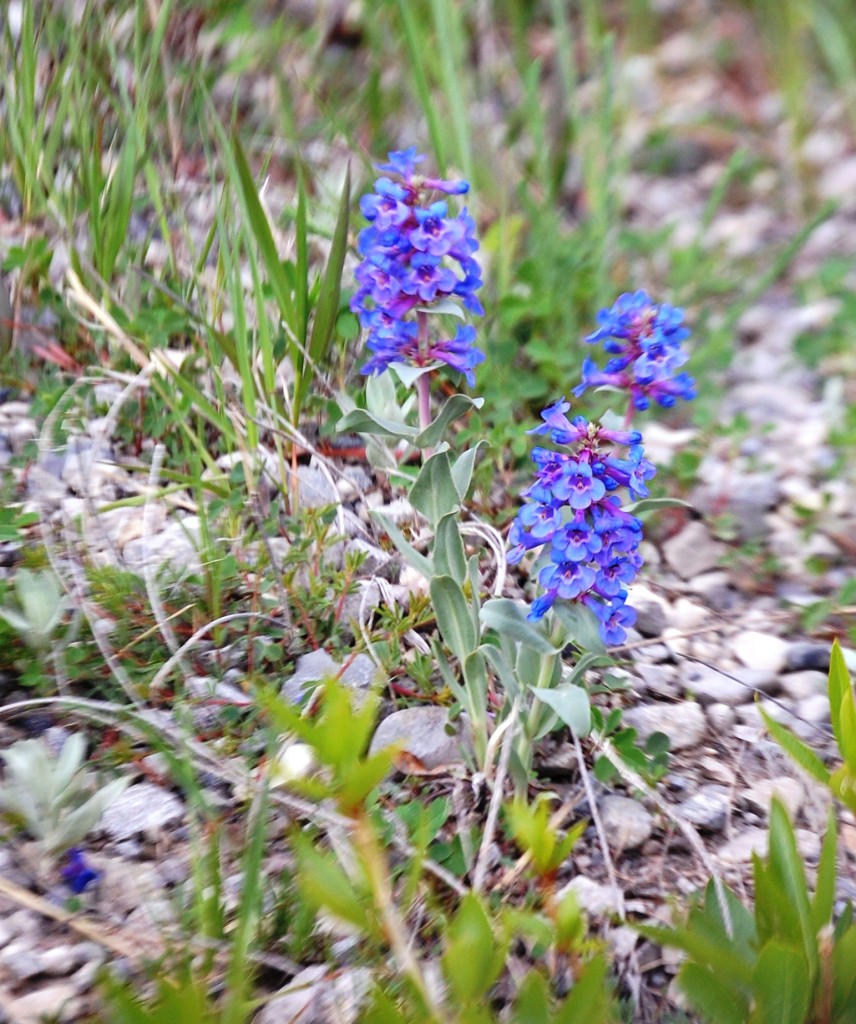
[{"x1": 416, "y1": 311, "x2": 432, "y2": 440}]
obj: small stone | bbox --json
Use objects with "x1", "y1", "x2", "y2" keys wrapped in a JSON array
[
  {"x1": 663, "y1": 521, "x2": 726, "y2": 580},
  {"x1": 626, "y1": 584, "x2": 668, "y2": 637},
  {"x1": 347, "y1": 538, "x2": 395, "y2": 578},
  {"x1": 671, "y1": 598, "x2": 709, "y2": 632},
  {"x1": 5, "y1": 983, "x2": 79, "y2": 1024},
  {"x1": 295, "y1": 463, "x2": 340, "y2": 509},
  {"x1": 99, "y1": 782, "x2": 184, "y2": 842},
  {"x1": 633, "y1": 662, "x2": 679, "y2": 699},
  {"x1": 559, "y1": 876, "x2": 623, "y2": 917},
  {"x1": 779, "y1": 671, "x2": 827, "y2": 701},
  {"x1": 797, "y1": 694, "x2": 831, "y2": 726},
  {"x1": 622, "y1": 701, "x2": 706, "y2": 752},
  {"x1": 706, "y1": 703, "x2": 736, "y2": 733},
  {"x1": 369, "y1": 706, "x2": 469, "y2": 771},
  {"x1": 785, "y1": 643, "x2": 831, "y2": 673},
  {"x1": 732, "y1": 630, "x2": 789, "y2": 674},
  {"x1": 38, "y1": 944, "x2": 93, "y2": 977},
  {"x1": 255, "y1": 965, "x2": 372, "y2": 1024},
  {"x1": 685, "y1": 570, "x2": 738, "y2": 612},
  {"x1": 339, "y1": 653, "x2": 383, "y2": 691},
  {"x1": 744, "y1": 777, "x2": 804, "y2": 819},
  {"x1": 678, "y1": 785, "x2": 730, "y2": 832},
  {"x1": 715, "y1": 828, "x2": 767, "y2": 866},
  {"x1": 0, "y1": 942, "x2": 43, "y2": 981},
  {"x1": 680, "y1": 664, "x2": 747, "y2": 707},
  {"x1": 599, "y1": 795, "x2": 655, "y2": 851},
  {"x1": 280, "y1": 649, "x2": 338, "y2": 703}
]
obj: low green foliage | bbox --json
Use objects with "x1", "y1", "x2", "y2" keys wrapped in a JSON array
[{"x1": 0, "y1": 732, "x2": 128, "y2": 855}]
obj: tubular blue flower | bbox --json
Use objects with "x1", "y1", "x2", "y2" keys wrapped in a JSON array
[
  {"x1": 62, "y1": 848, "x2": 99, "y2": 894},
  {"x1": 507, "y1": 398, "x2": 654, "y2": 644},
  {"x1": 352, "y1": 149, "x2": 484, "y2": 382},
  {"x1": 575, "y1": 292, "x2": 696, "y2": 411},
  {"x1": 426, "y1": 325, "x2": 485, "y2": 386}
]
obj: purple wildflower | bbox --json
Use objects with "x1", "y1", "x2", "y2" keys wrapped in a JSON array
[
  {"x1": 352, "y1": 150, "x2": 483, "y2": 382},
  {"x1": 507, "y1": 398, "x2": 655, "y2": 645},
  {"x1": 62, "y1": 848, "x2": 99, "y2": 894},
  {"x1": 574, "y1": 291, "x2": 696, "y2": 411}
]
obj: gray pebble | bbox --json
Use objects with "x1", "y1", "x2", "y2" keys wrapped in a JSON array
[
  {"x1": 369, "y1": 706, "x2": 469, "y2": 771},
  {"x1": 599, "y1": 795, "x2": 655, "y2": 851},
  {"x1": 678, "y1": 785, "x2": 730, "y2": 832},
  {"x1": 785, "y1": 643, "x2": 831, "y2": 673},
  {"x1": 623, "y1": 701, "x2": 706, "y2": 752},
  {"x1": 100, "y1": 782, "x2": 184, "y2": 842},
  {"x1": 663, "y1": 521, "x2": 726, "y2": 580},
  {"x1": 779, "y1": 670, "x2": 827, "y2": 701}
]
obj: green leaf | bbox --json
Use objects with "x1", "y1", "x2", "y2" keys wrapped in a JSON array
[
  {"x1": 638, "y1": 922, "x2": 754, "y2": 988},
  {"x1": 676, "y1": 963, "x2": 746, "y2": 1024},
  {"x1": 829, "y1": 638, "x2": 849, "y2": 751},
  {"x1": 550, "y1": 601, "x2": 606, "y2": 653},
  {"x1": 811, "y1": 808, "x2": 837, "y2": 933},
  {"x1": 434, "y1": 512, "x2": 467, "y2": 584},
  {"x1": 450, "y1": 441, "x2": 486, "y2": 500},
  {"x1": 410, "y1": 452, "x2": 460, "y2": 525},
  {"x1": 430, "y1": 575, "x2": 476, "y2": 663},
  {"x1": 766, "y1": 798, "x2": 817, "y2": 967},
  {"x1": 297, "y1": 164, "x2": 351, "y2": 416},
  {"x1": 442, "y1": 894, "x2": 504, "y2": 1004},
  {"x1": 370, "y1": 512, "x2": 433, "y2": 579},
  {"x1": 555, "y1": 953, "x2": 615, "y2": 1024},
  {"x1": 510, "y1": 971, "x2": 550, "y2": 1024},
  {"x1": 479, "y1": 599, "x2": 561, "y2": 655},
  {"x1": 832, "y1": 924, "x2": 856, "y2": 1017},
  {"x1": 231, "y1": 132, "x2": 297, "y2": 332},
  {"x1": 837, "y1": 672, "x2": 856, "y2": 776},
  {"x1": 292, "y1": 831, "x2": 369, "y2": 931},
  {"x1": 752, "y1": 942, "x2": 810, "y2": 1024},
  {"x1": 759, "y1": 708, "x2": 831, "y2": 786},
  {"x1": 529, "y1": 683, "x2": 591, "y2": 736},
  {"x1": 413, "y1": 394, "x2": 483, "y2": 449},
  {"x1": 624, "y1": 496, "x2": 693, "y2": 516},
  {"x1": 417, "y1": 296, "x2": 466, "y2": 319},
  {"x1": 337, "y1": 407, "x2": 420, "y2": 440}
]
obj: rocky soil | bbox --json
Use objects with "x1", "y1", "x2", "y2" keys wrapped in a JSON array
[{"x1": 1, "y1": 3, "x2": 856, "y2": 1022}]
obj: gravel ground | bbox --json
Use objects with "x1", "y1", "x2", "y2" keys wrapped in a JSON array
[{"x1": 1, "y1": 3, "x2": 856, "y2": 1021}]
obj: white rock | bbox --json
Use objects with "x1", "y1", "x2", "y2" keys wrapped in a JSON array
[
  {"x1": 100, "y1": 782, "x2": 184, "y2": 842},
  {"x1": 779, "y1": 671, "x2": 827, "y2": 701},
  {"x1": 663, "y1": 521, "x2": 726, "y2": 580},
  {"x1": 599, "y1": 795, "x2": 655, "y2": 851},
  {"x1": 732, "y1": 630, "x2": 789, "y2": 674},
  {"x1": 744, "y1": 776, "x2": 804, "y2": 819},
  {"x1": 622, "y1": 701, "x2": 706, "y2": 752},
  {"x1": 706, "y1": 703, "x2": 736, "y2": 733},
  {"x1": 5, "y1": 982, "x2": 79, "y2": 1024},
  {"x1": 715, "y1": 828, "x2": 767, "y2": 866},
  {"x1": 559, "y1": 876, "x2": 623, "y2": 917},
  {"x1": 369, "y1": 706, "x2": 470, "y2": 771}
]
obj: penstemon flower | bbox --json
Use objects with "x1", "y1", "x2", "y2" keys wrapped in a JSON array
[
  {"x1": 62, "y1": 847, "x2": 100, "y2": 893},
  {"x1": 351, "y1": 147, "x2": 484, "y2": 385},
  {"x1": 507, "y1": 398, "x2": 655, "y2": 644},
  {"x1": 573, "y1": 290, "x2": 696, "y2": 411}
]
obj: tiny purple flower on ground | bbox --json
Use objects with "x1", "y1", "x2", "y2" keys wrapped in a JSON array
[
  {"x1": 352, "y1": 149, "x2": 484, "y2": 382},
  {"x1": 508, "y1": 398, "x2": 655, "y2": 644},
  {"x1": 62, "y1": 848, "x2": 99, "y2": 894},
  {"x1": 574, "y1": 291, "x2": 696, "y2": 411}
]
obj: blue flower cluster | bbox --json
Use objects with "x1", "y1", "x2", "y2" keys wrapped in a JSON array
[
  {"x1": 507, "y1": 399, "x2": 655, "y2": 644},
  {"x1": 351, "y1": 147, "x2": 484, "y2": 385},
  {"x1": 62, "y1": 847, "x2": 99, "y2": 894},
  {"x1": 574, "y1": 290, "x2": 696, "y2": 411}
]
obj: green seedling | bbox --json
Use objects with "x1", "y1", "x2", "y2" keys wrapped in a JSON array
[{"x1": 0, "y1": 732, "x2": 129, "y2": 855}]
